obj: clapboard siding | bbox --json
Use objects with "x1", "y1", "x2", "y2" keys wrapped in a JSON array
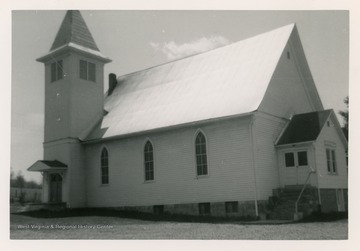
[
  {"x1": 67, "y1": 142, "x2": 87, "y2": 208},
  {"x1": 253, "y1": 113, "x2": 286, "y2": 199},
  {"x1": 315, "y1": 117, "x2": 347, "y2": 189},
  {"x1": 258, "y1": 43, "x2": 315, "y2": 118},
  {"x1": 85, "y1": 117, "x2": 256, "y2": 207}
]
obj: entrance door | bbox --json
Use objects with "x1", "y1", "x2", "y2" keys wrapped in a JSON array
[
  {"x1": 49, "y1": 173, "x2": 62, "y2": 203},
  {"x1": 283, "y1": 150, "x2": 309, "y2": 185}
]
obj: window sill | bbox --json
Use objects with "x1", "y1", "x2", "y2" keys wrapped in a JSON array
[
  {"x1": 144, "y1": 180, "x2": 155, "y2": 184},
  {"x1": 327, "y1": 172, "x2": 338, "y2": 176},
  {"x1": 100, "y1": 184, "x2": 110, "y2": 187},
  {"x1": 196, "y1": 174, "x2": 209, "y2": 179}
]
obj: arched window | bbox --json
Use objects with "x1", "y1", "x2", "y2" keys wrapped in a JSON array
[
  {"x1": 144, "y1": 140, "x2": 154, "y2": 181},
  {"x1": 101, "y1": 148, "x2": 109, "y2": 184},
  {"x1": 195, "y1": 131, "x2": 208, "y2": 176}
]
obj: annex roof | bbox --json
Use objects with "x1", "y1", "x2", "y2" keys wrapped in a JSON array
[
  {"x1": 85, "y1": 24, "x2": 305, "y2": 141},
  {"x1": 28, "y1": 160, "x2": 68, "y2": 172},
  {"x1": 276, "y1": 110, "x2": 332, "y2": 146}
]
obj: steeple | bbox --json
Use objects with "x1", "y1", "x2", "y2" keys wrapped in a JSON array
[
  {"x1": 37, "y1": 10, "x2": 110, "y2": 63},
  {"x1": 51, "y1": 10, "x2": 99, "y2": 52},
  {"x1": 36, "y1": 9, "x2": 111, "y2": 143}
]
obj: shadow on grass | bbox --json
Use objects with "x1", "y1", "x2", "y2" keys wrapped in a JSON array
[
  {"x1": 12, "y1": 207, "x2": 348, "y2": 224},
  {"x1": 12, "y1": 208, "x2": 257, "y2": 224},
  {"x1": 298, "y1": 211, "x2": 348, "y2": 223}
]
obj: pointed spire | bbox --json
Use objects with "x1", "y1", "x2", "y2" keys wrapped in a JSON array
[{"x1": 51, "y1": 10, "x2": 99, "y2": 52}]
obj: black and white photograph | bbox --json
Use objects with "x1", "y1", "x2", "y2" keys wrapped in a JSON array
[{"x1": 4, "y1": 0, "x2": 359, "y2": 248}]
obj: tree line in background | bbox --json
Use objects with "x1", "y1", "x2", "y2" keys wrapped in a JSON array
[
  {"x1": 10, "y1": 169, "x2": 42, "y2": 204},
  {"x1": 339, "y1": 96, "x2": 349, "y2": 141},
  {"x1": 10, "y1": 169, "x2": 42, "y2": 189}
]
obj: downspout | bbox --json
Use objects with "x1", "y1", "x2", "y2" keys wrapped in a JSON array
[
  {"x1": 312, "y1": 142, "x2": 322, "y2": 212},
  {"x1": 249, "y1": 115, "x2": 259, "y2": 217}
]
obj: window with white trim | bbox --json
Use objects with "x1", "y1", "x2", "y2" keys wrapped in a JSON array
[
  {"x1": 144, "y1": 140, "x2": 154, "y2": 181},
  {"x1": 51, "y1": 60, "x2": 64, "y2": 82},
  {"x1": 80, "y1": 60, "x2": 96, "y2": 82},
  {"x1": 285, "y1": 152, "x2": 295, "y2": 167},
  {"x1": 195, "y1": 131, "x2": 208, "y2": 176},
  {"x1": 101, "y1": 148, "x2": 109, "y2": 184},
  {"x1": 326, "y1": 148, "x2": 337, "y2": 174}
]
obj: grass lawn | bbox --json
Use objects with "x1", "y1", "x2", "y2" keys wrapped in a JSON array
[{"x1": 10, "y1": 209, "x2": 348, "y2": 240}]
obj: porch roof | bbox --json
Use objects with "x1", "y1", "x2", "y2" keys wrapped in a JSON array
[
  {"x1": 276, "y1": 110, "x2": 332, "y2": 146},
  {"x1": 28, "y1": 160, "x2": 68, "y2": 172}
]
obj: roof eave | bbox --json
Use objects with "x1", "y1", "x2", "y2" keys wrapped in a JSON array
[
  {"x1": 328, "y1": 110, "x2": 348, "y2": 148},
  {"x1": 82, "y1": 111, "x2": 256, "y2": 144},
  {"x1": 36, "y1": 43, "x2": 112, "y2": 64},
  {"x1": 275, "y1": 140, "x2": 314, "y2": 148}
]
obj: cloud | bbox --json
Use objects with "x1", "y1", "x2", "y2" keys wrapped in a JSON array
[{"x1": 151, "y1": 36, "x2": 230, "y2": 60}]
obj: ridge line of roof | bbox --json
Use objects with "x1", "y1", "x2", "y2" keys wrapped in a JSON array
[{"x1": 116, "y1": 23, "x2": 296, "y2": 81}]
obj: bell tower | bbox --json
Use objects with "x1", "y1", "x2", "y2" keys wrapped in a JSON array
[
  {"x1": 37, "y1": 10, "x2": 111, "y2": 142},
  {"x1": 36, "y1": 10, "x2": 111, "y2": 207}
]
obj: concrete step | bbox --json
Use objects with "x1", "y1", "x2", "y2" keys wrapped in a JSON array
[{"x1": 268, "y1": 186, "x2": 319, "y2": 220}]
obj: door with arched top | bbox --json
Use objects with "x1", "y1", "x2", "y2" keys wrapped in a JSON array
[{"x1": 49, "y1": 173, "x2": 62, "y2": 203}]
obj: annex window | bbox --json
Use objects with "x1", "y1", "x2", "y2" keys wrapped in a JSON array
[
  {"x1": 80, "y1": 60, "x2": 96, "y2": 82},
  {"x1": 326, "y1": 148, "x2": 337, "y2": 174},
  {"x1": 225, "y1": 201, "x2": 239, "y2": 214},
  {"x1": 285, "y1": 152, "x2": 295, "y2": 167},
  {"x1": 51, "y1": 60, "x2": 64, "y2": 82},
  {"x1": 144, "y1": 140, "x2": 154, "y2": 181},
  {"x1": 297, "y1": 151, "x2": 308, "y2": 166},
  {"x1": 101, "y1": 148, "x2": 109, "y2": 184},
  {"x1": 195, "y1": 131, "x2": 208, "y2": 176}
]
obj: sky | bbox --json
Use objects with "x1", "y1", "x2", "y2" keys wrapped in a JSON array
[{"x1": 10, "y1": 10, "x2": 349, "y2": 183}]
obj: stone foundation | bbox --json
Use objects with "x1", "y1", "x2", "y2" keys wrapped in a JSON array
[
  {"x1": 320, "y1": 188, "x2": 348, "y2": 213},
  {"x1": 320, "y1": 189, "x2": 338, "y2": 212},
  {"x1": 114, "y1": 200, "x2": 260, "y2": 218}
]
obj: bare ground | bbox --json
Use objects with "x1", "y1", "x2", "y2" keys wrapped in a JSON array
[{"x1": 10, "y1": 214, "x2": 348, "y2": 240}]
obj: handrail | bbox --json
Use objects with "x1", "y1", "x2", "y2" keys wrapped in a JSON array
[{"x1": 295, "y1": 167, "x2": 316, "y2": 214}]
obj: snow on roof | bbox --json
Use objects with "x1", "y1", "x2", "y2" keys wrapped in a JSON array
[{"x1": 85, "y1": 24, "x2": 296, "y2": 141}]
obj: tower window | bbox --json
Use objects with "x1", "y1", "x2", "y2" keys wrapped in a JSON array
[
  {"x1": 80, "y1": 60, "x2": 96, "y2": 82},
  {"x1": 51, "y1": 60, "x2": 64, "y2": 82}
]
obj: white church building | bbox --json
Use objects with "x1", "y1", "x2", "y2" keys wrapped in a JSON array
[{"x1": 29, "y1": 10, "x2": 348, "y2": 219}]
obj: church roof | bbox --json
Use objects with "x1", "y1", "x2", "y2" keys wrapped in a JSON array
[
  {"x1": 51, "y1": 10, "x2": 99, "y2": 51},
  {"x1": 85, "y1": 24, "x2": 309, "y2": 141},
  {"x1": 276, "y1": 110, "x2": 332, "y2": 145}
]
